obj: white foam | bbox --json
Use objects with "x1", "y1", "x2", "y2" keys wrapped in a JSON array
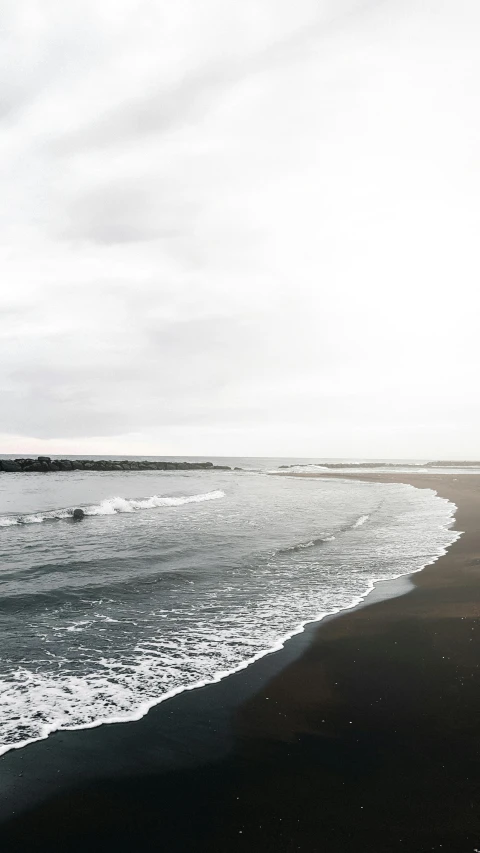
[
  {"x1": 353, "y1": 514, "x2": 370, "y2": 527},
  {"x1": 0, "y1": 485, "x2": 460, "y2": 758},
  {"x1": 0, "y1": 490, "x2": 225, "y2": 526},
  {"x1": 66, "y1": 620, "x2": 92, "y2": 632},
  {"x1": 85, "y1": 490, "x2": 225, "y2": 515},
  {"x1": 268, "y1": 465, "x2": 330, "y2": 474}
]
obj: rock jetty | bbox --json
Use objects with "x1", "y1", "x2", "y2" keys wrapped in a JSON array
[{"x1": 0, "y1": 457, "x2": 233, "y2": 473}]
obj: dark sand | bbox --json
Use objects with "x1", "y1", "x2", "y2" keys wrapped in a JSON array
[{"x1": 1, "y1": 473, "x2": 480, "y2": 852}]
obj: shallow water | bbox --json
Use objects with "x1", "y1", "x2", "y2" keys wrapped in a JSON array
[{"x1": 0, "y1": 466, "x2": 458, "y2": 754}]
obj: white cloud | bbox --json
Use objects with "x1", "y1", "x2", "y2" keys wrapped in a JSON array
[{"x1": 0, "y1": 0, "x2": 479, "y2": 456}]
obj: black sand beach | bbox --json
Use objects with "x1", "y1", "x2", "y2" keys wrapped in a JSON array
[{"x1": 1, "y1": 473, "x2": 479, "y2": 852}]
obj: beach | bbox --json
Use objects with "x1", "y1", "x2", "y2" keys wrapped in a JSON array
[{"x1": 0, "y1": 472, "x2": 479, "y2": 851}]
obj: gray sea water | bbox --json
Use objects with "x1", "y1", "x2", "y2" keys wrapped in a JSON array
[{"x1": 0, "y1": 461, "x2": 459, "y2": 755}]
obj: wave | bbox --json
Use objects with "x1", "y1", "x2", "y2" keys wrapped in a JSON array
[
  {"x1": 0, "y1": 492, "x2": 459, "y2": 759},
  {"x1": 273, "y1": 513, "x2": 370, "y2": 555},
  {"x1": 275, "y1": 536, "x2": 330, "y2": 555},
  {"x1": 268, "y1": 464, "x2": 330, "y2": 474},
  {"x1": 273, "y1": 461, "x2": 436, "y2": 471},
  {"x1": 0, "y1": 490, "x2": 225, "y2": 526}
]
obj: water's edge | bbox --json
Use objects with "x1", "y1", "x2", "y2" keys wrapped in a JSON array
[{"x1": 0, "y1": 483, "x2": 460, "y2": 759}]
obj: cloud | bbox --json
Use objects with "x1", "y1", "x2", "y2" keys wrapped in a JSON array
[
  {"x1": 63, "y1": 184, "x2": 165, "y2": 245},
  {"x1": 49, "y1": 0, "x2": 379, "y2": 156},
  {"x1": 0, "y1": 0, "x2": 479, "y2": 456}
]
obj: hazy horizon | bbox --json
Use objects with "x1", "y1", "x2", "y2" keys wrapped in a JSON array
[
  {"x1": 1, "y1": 1, "x2": 479, "y2": 458},
  {"x1": 1, "y1": 452, "x2": 479, "y2": 464}
]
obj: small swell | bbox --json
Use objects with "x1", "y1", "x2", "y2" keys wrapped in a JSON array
[
  {"x1": 0, "y1": 490, "x2": 225, "y2": 527},
  {"x1": 275, "y1": 514, "x2": 370, "y2": 555},
  {"x1": 268, "y1": 465, "x2": 330, "y2": 474},
  {"x1": 276, "y1": 536, "x2": 328, "y2": 555}
]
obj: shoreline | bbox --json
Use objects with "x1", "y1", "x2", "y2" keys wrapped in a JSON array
[
  {"x1": 1, "y1": 473, "x2": 479, "y2": 850},
  {"x1": 0, "y1": 572, "x2": 421, "y2": 759},
  {"x1": 0, "y1": 479, "x2": 457, "y2": 759}
]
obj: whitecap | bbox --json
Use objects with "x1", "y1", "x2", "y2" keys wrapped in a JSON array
[{"x1": 0, "y1": 490, "x2": 226, "y2": 526}]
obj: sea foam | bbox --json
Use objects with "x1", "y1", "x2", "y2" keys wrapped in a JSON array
[
  {"x1": 0, "y1": 479, "x2": 459, "y2": 757},
  {"x1": 0, "y1": 490, "x2": 225, "y2": 526}
]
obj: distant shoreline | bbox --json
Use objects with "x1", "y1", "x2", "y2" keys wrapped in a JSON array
[
  {"x1": 276, "y1": 460, "x2": 480, "y2": 469},
  {"x1": 2, "y1": 455, "x2": 480, "y2": 473}
]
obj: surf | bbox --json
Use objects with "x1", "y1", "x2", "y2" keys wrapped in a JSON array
[{"x1": 0, "y1": 490, "x2": 226, "y2": 526}]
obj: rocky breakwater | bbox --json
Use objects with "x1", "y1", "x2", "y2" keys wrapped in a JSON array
[{"x1": 0, "y1": 458, "x2": 234, "y2": 473}]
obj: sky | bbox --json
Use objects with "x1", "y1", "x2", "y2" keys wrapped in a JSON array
[{"x1": 1, "y1": 0, "x2": 479, "y2": 459}]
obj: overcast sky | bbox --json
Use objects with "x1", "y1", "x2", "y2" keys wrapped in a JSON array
[{"x1": 1, "y1": 0, "x2": 479, "y2": 458}]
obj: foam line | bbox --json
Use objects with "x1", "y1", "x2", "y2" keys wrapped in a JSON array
[
  {"x1": 0, "y1": 489, "x2": 460, "y2": 758},
  {"x1": 0, "y1": 490, "x2": 225, "y2": 526}
]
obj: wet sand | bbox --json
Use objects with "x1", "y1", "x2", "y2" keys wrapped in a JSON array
[{"x1": 1, "y1": 473, "x2": 479, "y2": 851}]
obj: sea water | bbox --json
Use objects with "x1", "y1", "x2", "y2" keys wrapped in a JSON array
[{"x1": 0, "y1": 463, "x2": 458, "y2": 755}]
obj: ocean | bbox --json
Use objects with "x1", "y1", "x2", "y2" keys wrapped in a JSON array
[{"x1": 0, "y1": 459, "x2": 459, "y2": 756}]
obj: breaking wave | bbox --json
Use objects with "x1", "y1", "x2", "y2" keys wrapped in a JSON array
[
  {"x1": 0, "y1": 490, "x2": 225, "y2": 526},
  {"x1": 268, "y1": 464, "x2": 330, "y2": 474},
  {"x1": 0, "y1": 475, "x2": 460, "y2": 758}
]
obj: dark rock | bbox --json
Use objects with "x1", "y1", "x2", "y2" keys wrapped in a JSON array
[
  {"x1": 1, "y1": 457, "x2": 224, "y2": 473},
  {"x1": 1, "y1": 461, "x2": 22, "y2": 472},
  {"x1": 72, "y1": 508, "x2": 85, "y2": 521}
]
